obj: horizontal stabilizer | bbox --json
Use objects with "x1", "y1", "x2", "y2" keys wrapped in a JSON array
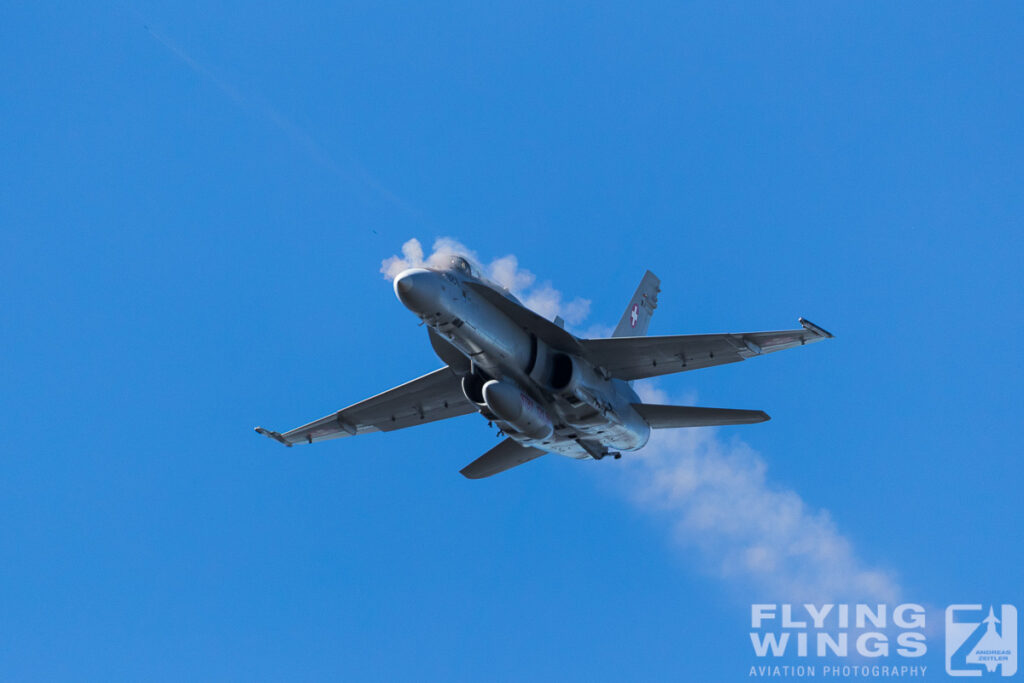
[
  {"x1": 632, "y1": 403, "x2": 770, "y2": 429},
  {"x1": 460, "y1": 438, "x2": 545, "y2": 479}
]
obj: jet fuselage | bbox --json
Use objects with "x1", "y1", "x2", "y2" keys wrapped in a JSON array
[{"x1": 394, "y1": 258, "x2": 649, "y2": 460}]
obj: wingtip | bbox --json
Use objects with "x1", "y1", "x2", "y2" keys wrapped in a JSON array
[
  {"x1": 798, "y1": 317, "x2": 834, "y2": 339},
  {"x1": 255, "y1": 426, "x2": 292, "y2": 447}
]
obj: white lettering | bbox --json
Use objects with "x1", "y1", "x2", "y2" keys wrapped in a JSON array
[
  {"x1": 893, "y1": 603, "x2": 925, "y2": 629},
  {"x1": 856, "y1": 604, "x2": 886, "y2": 628},
  {"x1": 805, "y1": 603, "x2": 833, "y2": 628},
  {"x1": 857, "y1": 632, "x2": 889, "y2": 657},
  {"x1": 782, "y1": 604, "x2": 807, "y2": 628},
  {"x1": 818, "y1": 632, "x2": 847, "y2": 657},
  {"x1": 752, "y1": 604, "x2": 776, "y2": 628},
  {"x1": 896, "y1": 631, "x2": 927, "y2": 657},
  {"x1": 750, "y1": 632, "x2": 789, "y2": 657}
]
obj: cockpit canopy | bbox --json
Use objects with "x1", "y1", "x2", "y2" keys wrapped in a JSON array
[{"x1": 448, "y1": 255, "x2": 478, "y2": 277}]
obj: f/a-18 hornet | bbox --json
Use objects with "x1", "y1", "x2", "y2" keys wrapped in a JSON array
[{"x1": 256, "y1": 255, "x2": 832, "y2": 478}]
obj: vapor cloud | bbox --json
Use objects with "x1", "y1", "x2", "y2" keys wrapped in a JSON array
[
  {"x1": 616, "y1": 383, "x2": 902, "y2": 604},
  {"x1": 381, "y1": 238, "x2": 592, "y2": 325}
]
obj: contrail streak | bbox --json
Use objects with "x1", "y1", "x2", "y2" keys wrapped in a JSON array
[
  {"x1": 613, "y1": 382, "x2": 902, "y2": 603},
  {"x1": 141, "y1": 21, "x2": 420, "y2": 220}
]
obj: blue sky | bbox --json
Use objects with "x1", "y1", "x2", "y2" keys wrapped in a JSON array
[{"x1": 2, "y1": 2, "x2": 1022, "y2": 680}]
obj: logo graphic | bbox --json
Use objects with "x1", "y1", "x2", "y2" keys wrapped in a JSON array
[
  {"x1": 630, "y1": 303, "x2": 639, "y2": 328},
  {"x1": 946, "y1": 604, "x2": 1017, "y2": 676}
]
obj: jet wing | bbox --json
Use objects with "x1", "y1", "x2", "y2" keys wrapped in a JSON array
[
  {"x1": 582, "y1": 318, "x2": 833, "y2": 381},
  {"x1": 255, "y1": 367, "x2": 476, "y2": 446}
]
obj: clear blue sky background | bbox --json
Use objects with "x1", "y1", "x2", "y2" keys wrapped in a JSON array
[{"x1": 2, "y1": 2, "x2": 1022, "y2": 681}]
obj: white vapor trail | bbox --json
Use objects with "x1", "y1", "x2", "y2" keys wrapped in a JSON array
[
  {"x1": 617, "y1": 383, "x2": 901, "y2": 603},
  {"x1": 383, "y1": 239, "x2": 900, "y2": 603},
  {"x1": 381, "y1": 238, "x2": 592, "y2": 325},
  {"x1": 141, "y1": 21, "x2": 417, "y2": 216}
]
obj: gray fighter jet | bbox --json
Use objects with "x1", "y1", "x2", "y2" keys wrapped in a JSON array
[{"x1": 256, "y1": 255, "x2": 832, "y2": 478}]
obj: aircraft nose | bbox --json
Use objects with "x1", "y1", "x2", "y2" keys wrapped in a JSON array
[
  {"x1": 393, "y1": 268, "x2": 440, "y2": 313},
  {"x1": 395, "y1": 273, "x2": 416, "y2": 297}
]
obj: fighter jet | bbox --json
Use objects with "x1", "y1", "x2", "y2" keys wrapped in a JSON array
[{"x1": 256, "y1": 255, "x2": 832, "y2": 478}]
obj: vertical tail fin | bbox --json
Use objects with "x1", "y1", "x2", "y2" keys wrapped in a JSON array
[{"x1": 612, "y1": 270, "x2": 660, "y2": 337}]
